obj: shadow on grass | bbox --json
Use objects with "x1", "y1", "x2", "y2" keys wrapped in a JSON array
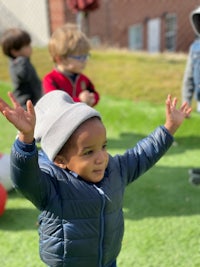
[
  {"x1": 0, "y1": 191, "x2": 40, "y2": 231},
  {"x1": 0, "y1": 208, "x2": 39, "y2": 231},
  {"x1": 107, "y1": 131, "x2": 200, "y2": 154},
  {"x1": 123, "y1": 165, "x2": 200, "y2": 220},
  {"x1": 109, "y1": 131, "x2": 200, "y2": 219}
]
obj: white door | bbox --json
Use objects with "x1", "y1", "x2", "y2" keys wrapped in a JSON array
[{"x1": 147, "y1": 18, "x2": 161, "y2": 53}]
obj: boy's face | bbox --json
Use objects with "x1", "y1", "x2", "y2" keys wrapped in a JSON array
[
  {"x1": 57, "y1": 55, "x2": 88, "y2": 74},
  {"x1": 54, "y1": 118, "x2": 109, "y2": 183},
  {"x1": 11, "y1": 44, "x2": 32, "y2": 58}
]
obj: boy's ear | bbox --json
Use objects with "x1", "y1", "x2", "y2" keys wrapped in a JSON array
[
  {"x1": 10, "y1": 49, "x2": 18, "y2": 57},
  {"x1": 55, "y1": 56, "x2": 62, "y2": 63},
  {"x1": 54, "y1": 155, "x2": 68, "y2": 169}
]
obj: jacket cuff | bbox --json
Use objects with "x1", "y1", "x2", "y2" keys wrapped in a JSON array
[
  {"x1": 15, "y1": 138, "x2": 36, "y2": 153},
  {"x1": 160, "y1": 125, "x2": 174, "y2": 140}
]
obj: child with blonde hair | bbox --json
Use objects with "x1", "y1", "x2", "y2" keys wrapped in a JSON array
[{"x1": 43, "y1": 23, "x2": 99, "y2": 107}]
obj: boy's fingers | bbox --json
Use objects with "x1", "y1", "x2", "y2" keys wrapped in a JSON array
[
  {"x1": 180, "y1": 102, "x2": 190, "y2": 113},
  {"x1": 185, "y1": 107, "x2": 192, "y2": 116},
  {"x1": 26, "y1": 100, "x2": 35, "y2": 116},
  {"x1": 172, "y1": 97, "x2": 177, "y2": 108},
  {"x1": 0, "y1": 98, "x2": 10, "y2": 113},
  {"x1": 8, "y1": 91, "x2": 21, "y2": 108}
]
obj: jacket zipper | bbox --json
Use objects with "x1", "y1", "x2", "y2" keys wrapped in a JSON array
[{"x1": 93, "y1": 185, "x2": 105, "y2": 267}]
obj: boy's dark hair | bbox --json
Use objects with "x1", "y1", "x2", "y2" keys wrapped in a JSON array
[{"x1": 0, "y1": 28, "x2": 31, "y2": 58}]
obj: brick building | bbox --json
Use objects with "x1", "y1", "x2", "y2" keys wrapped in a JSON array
[
  {"x1": 1, "y1": 0, "x2": 200, "y2": 52},
  {"x1": 48, "y1": 0, "x2": 200, "y2": 52}
]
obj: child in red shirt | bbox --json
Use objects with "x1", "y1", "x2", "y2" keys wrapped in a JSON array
[{"x1": 43, "y1": 23, "x2": 99, "y2": 107}]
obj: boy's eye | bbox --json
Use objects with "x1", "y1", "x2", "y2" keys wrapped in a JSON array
[
  {"x1": 84, "y1": 150, "x2": 93, "y2": 156},
  {"x1": 102, "y1": 144, "x2": 107, "y2": 150}
]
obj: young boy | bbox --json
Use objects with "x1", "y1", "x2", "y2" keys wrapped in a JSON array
[
  {"x1": 0, "y1": 91, "x2": 191, "y2": 267},
  {"x1": 181, "y1": 6, "x2": 200, "y2": 185},
  {"x1": 0, "y1": 28, "x2": 42, "y2": 109},
  {"x1": 43, "y1": 23, "x2": 99, "y2": 107},
  {"x1": 182, "y1": 6, "x2": 200, "y2": 111}
]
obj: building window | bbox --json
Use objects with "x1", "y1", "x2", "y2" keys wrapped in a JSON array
[
  {"x1": 165, "y1": 14, "x2": 177, "y2": 51},
  {"x1": 128, "y1": 24, "x2": 143, "y2": 50}
]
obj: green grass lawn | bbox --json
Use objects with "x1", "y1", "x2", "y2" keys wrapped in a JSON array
[{"x1": 0, "y1": 49, "x2": 200, "y2": 267}]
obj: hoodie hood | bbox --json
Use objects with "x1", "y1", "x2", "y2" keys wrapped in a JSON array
[{"x1": 190, "y1": 6, "x2": 200, "y2": 36}]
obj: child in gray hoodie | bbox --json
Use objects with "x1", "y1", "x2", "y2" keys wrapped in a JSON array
[
  {"x1": 182, "y1": 6, "x2": 200, "y2": 111},
  {"x1": 181, "y1": 6, "x2": 200, "y2": 185}
]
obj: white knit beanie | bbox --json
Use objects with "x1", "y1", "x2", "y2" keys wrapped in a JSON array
[{"x1": 34, "y1": 91, "x2": 101, "y2": 161}]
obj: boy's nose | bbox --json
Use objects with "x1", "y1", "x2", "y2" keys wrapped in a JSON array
[{"x1": 95, "y1": 151, "x2": 106, "y2": 164}]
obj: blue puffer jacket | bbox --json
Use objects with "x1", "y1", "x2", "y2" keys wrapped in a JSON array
[{"x1": 10, "y1": 126, "x2": 173, "y2": 267}]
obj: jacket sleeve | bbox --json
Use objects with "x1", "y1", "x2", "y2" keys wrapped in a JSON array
[
  {"x1": 181, "y1": 46, "x2": 194, "y2": 105},
  {"x1": 42, "y1": 73, "x2": 59, "y2": 94},
  {"x1": 85, "y1": 79, "x2": 100, "y2": 106},
  {"x1": 13, "y1": 57, "x2": 34, "y2": 81},
  {"x1": 10, "y1": 139, "x2": 54, "y2": 210},
  {"x1": 77, "y1": 74, "x2": 100, "y2": 106},
  {"x1": 113, "y1": 126, "x2": 174, "y2": 186}
]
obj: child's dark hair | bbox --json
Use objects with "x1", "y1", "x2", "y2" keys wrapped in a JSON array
[{"x1": 1, "y1": 28, "x2": 31, "y2": 58}]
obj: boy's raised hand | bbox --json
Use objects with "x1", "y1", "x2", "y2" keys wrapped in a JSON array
[
  {"x1": 0, "y1": 92, "x2": 36, "y2": 143},
  {"x1": 164, "y1": 94, "x2": 192, "y2": 135}
]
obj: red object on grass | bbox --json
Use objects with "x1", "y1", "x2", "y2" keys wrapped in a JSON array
[
  {"x1": 0, "y1": 183, "x2": 7, "y2": 216},
  {"x1": 66, "y1": 0, "x2": 100, "y2": 13}
]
